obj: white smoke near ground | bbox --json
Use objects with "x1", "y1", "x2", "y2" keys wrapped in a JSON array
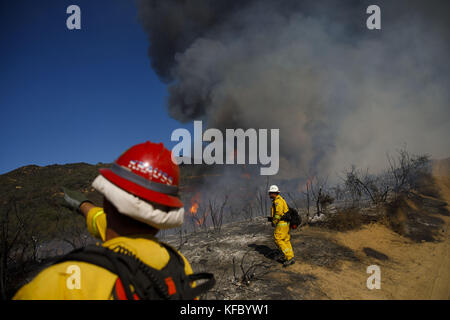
[{"x1": 138, "y1": 0, "x2": 450, "y2": 183}]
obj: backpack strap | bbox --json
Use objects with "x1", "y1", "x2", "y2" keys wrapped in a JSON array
[
  {"x1": 54, "y1": 243, "x2": 215, "y2": 300},
  {"x1": 55, "y1": 245, "x2": 141, "y2": 300},
  {"x1": 185, "y1": 272, "x2": 216, "y2": 299},
  {"x1": 281, "y1": 207, "x2": 291, "y2": 222},
  {"x1": 113, "y1": 277, "x2": 140, "y2": 300},
  {"x1": 158, "y1": 242, "x2": 216, "y2": 300}
]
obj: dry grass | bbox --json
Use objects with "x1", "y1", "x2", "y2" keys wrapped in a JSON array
[
  {"x1": 315, "y1": 207, "x2": 378, "y2": 232},
  {"x1": 384, "y1": 194, "x2": 446, "y2": 242}
]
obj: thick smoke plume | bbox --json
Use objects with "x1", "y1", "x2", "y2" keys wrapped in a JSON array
[{"x1": 138, "y1": 0, "x2": 450, "y2": 181}]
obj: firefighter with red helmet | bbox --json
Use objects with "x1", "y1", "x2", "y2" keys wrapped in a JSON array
[{"x1": 14, "y1": 141, "x2": 214, "y2": 300}]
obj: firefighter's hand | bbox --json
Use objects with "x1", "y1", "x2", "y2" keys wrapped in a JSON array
[
  {"x1": 62, "y1": 188, "x2": 92, "y2": 211},
  {"x1": 267, "y1": 216, "x2": 273, "y2": 222}
]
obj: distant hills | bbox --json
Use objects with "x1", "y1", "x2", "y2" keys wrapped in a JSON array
[
  {"x1": 0, "y1": 163, "x2": 111, "y2": 209},
  {"x1": 0, "y1": 160, "x2": 217, "y2": 230}
]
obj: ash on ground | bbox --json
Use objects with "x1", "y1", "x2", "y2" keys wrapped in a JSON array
[{"x1": 163, "y1": 216, "x2": 358, "y2": 300}]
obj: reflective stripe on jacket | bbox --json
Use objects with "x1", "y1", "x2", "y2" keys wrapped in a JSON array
[{"x1": 271, "y1": 195, "x2": 289, "y2": 225}]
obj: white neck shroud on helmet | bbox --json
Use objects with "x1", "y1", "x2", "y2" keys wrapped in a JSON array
[{"x1": 92, "y1": 175, "x2": 184, "y2": 230}]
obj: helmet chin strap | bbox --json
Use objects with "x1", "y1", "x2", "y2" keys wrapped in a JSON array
[{"x1": 92, "y1": 175, "x2": 184, "y2": 230}]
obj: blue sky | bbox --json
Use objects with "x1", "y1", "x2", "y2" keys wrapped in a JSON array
[{"x1": 0, "y1": 0, "x2": 191, "y2": 174}]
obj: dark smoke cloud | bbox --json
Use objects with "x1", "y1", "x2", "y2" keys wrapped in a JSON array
[
  {"x1": 137, "y1": 0, "x2": 255, "y2": 82},
  {"x1": 138, "y1": 0, "x2": 450, "y2": 180}
]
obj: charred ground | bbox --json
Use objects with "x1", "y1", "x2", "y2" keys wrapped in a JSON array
[{"x1": 1, "y1": 156, "x2": 449, "y2": 299}]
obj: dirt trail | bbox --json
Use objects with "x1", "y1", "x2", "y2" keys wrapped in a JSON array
[{"x1": 282, "y1": 159, "x2": 450, "y2": 299}]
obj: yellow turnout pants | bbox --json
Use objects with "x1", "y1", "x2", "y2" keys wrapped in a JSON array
[{"x1": 273, "y1": 222, "x2": 294, "y2": 260}]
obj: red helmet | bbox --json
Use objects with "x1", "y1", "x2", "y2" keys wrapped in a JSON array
[{"x1": 99, "y1": 141, "x2": 183, "y2": 208}]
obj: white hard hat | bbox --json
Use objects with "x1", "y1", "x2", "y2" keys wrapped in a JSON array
[{"x1": 268, "y1": 185, "x2": 280, "y2": 193}]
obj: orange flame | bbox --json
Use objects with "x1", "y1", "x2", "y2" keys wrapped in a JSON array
[
  {"x1": 189, "y1": 192, "x2": 201, "y2": 215},
  {"x1": 298, "y1": 178, "x2": 314, "y2": 193},
  {"x1": 188, "y1": 192, "x2": 209, "y2": 226},
  {"x1": 195, "y1": 213, "x2": 209, "y2": 226},
  {"x1": 190, "y1": 202, "x2": 199, "y2": 215}
]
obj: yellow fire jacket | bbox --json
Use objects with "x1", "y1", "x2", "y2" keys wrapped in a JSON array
[
  {"x1": 13, "y1": 207, "x2": 194, "y2": 300},
  {"x1": 271, "y1": 194, "x2": 289, "y2": 225}
]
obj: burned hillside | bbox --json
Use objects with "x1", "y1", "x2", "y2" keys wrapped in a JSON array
[{"x1": 1, "y1": 155, "x2": 449, "y2": 299}]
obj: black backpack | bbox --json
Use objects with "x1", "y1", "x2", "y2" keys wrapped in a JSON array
[
  {"x1": 282, "y1": 207, "x2": 302, "y2": 229},
  {"x1": 54, "y1": 243, "x2": 215, "y2": 300}
]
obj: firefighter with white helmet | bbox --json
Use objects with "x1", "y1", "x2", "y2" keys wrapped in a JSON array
[
  {"x1": 14, "y1": 141, "x2": 214, "y2": 299},
  {"x1": 268, "y1": 185, "x2": 280, "y2": 193},
  {"x1": 268, "y1": 185, "x2": 295, "y2": 267}
]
